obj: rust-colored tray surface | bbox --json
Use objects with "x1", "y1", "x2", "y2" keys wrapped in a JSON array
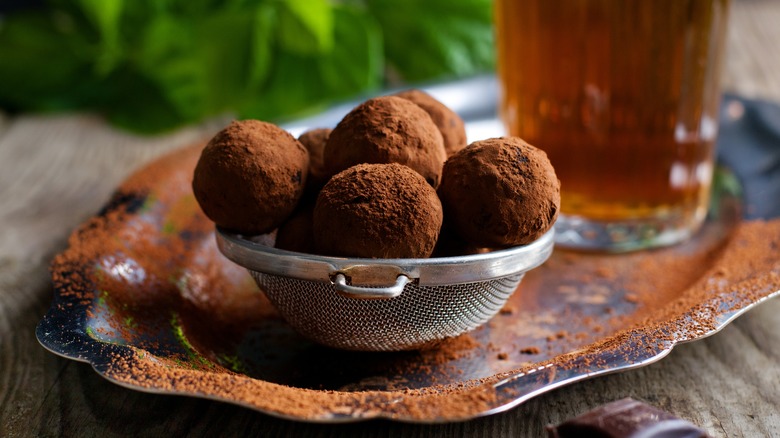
[{"x1": 37, "y1": 89, "x2": 780, "y2": 423}]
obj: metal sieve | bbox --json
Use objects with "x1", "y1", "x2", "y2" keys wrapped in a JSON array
[{"x1": 215, "y1": 228, "x2": 555, "y2": 351}]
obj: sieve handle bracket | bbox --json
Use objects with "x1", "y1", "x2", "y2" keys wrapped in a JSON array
[{"x1": 332, "y1": 273, "x2": 409, "y2": 300}]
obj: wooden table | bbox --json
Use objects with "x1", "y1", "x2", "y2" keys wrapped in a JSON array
[{"x1": 2, "y1": 1, "x2": 779, "y2": 436}]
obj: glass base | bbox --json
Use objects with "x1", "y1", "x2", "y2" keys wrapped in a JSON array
[{"x1": 553, "y1": 211, "x2": 707, "y2": 252}]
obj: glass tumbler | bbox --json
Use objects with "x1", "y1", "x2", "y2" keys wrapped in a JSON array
[{"x1": 495, "y1": 0, "x2": 731, "y2": 251}]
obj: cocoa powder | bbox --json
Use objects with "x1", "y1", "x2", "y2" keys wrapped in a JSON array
[
  {"x1": 394, "y1": 89, "x2": 468, "y2": 157},
  {"x1": 324, "y1": 96, "x2": 447, "y2": 188},
  {"x1": 439, "y1": 137, "x2": 561, "y2": 247},
  {"x1": 313, "y1": 163, "x2": 443, "y2": 258},
  {"x1": 49, "y1": 143, "x2": 780, "y2": 421},
  {"x1": 297, "y1": 128, "x2": 332, "y2": 192},
  {"x1": 274, "y1": 200, "x2": 316, "y2": 254},
  {"x1": 192, "y1": 120, "x2": 309, "y2": 234}
]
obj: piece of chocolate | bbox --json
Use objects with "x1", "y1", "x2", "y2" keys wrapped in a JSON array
[
  {"x1": 192, "y1": 120, "x2": 309, "y2": 234},
  {"x1": 313, "y1": 163, "x2": 443, "y2": 258},
  {"x1": 438, "y1": 137, "x2": 560, "y2": 247},
  {"x1": 324, "y1": 96, "x2": 447, "y2": 188},
  {"x1": 394, "y1": 89, "x2": 467, "y2": 157},
  {"x1": 547, "y1": 398, "x2": 711, "y2": 438}
]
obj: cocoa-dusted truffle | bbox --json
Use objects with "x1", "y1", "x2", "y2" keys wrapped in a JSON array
[
  {"x1": 394, "y1": 89, "x2": 467, "y2": 157},
  {"x1": 438, "y1": 137, "x2": 560, "y2": 247},
  {"x1": 275, "y1": 200, "x2": 315, "y2": 254},
  {"x1": 298, "y1": 128, "x2": 331, "y2": 191},
  {"x1": 431, "y1": 224, "x2": 492, "y2": 258},
  {"x1": 314, "y1": 163, "x2": 443, "y2": 258},
  {"x1": 192, "y1": 120, "x2": 309, "y2": 234},
  {"x1": 324, "y1": 96, "x2": 447, "y2": 187}
]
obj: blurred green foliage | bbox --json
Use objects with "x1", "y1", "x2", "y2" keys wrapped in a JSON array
[{"x1": 0, "y1": 0, "x2": 494, "y2": 133}]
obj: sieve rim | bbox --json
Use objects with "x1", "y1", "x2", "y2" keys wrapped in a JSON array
[{"x1": 215, "y1": 227, "x2": 555, "y2": 287}]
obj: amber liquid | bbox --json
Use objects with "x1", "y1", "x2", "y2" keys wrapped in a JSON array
[{"x1": 496, "y1": 0, "x2": 730, "y2": 223}]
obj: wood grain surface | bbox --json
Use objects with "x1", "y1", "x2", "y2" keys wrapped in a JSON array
[{"x1": 2, "y1": 1, "x2": 779, "y2": 436}]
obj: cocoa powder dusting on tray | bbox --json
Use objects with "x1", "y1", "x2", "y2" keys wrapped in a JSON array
[
  {"x1": 50, "y1": 143, "x2": 780, "y2": 421},
  {"x1": 106, "y1": 349, "x2": 499, "y2": 420},
  {"x1": 652, "y1": 220, "x2": 780, "y2": 334}
]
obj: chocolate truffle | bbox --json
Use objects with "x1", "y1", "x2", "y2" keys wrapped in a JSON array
[
  {"x1": 298, "y1": 128, "x2": 332, "y2": 191},
  {"x1": 192, "y1": 120, "x2": 309, "y2": 234},
  {"x1": 431, "y1": 224, "x2": 492, "y2": 257},
  {"x1": 394, "y1": 89, "x2": 467, "y2": 157},
  {"x1": 313, "y1": 163, "x2": 443, "y2": 258},
  {"x1": 547, "y1": 398, "x2": 711, "y2": 438},
  {"x1": 275, "y1": 200, "x2": 315, "y2": 254},
  {"x1": 438, "y1": 137, "x2": 560, "y2": 247},
  {"x1": 324, "y1": 96, "x2": 447, "y2": 187}
]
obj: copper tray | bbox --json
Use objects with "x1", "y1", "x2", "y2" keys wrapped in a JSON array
[{"x1": 37, "y1": 78, "x2": 780, "y2": 423}]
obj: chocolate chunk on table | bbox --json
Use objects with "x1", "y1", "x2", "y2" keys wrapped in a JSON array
[{"x1": 547, "y1": 398, "x2": 711, "y2": 438}]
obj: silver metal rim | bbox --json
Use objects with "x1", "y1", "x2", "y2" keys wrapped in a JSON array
[{"x1": 215, "y1": 227, "x2": 555, "y2": 287}]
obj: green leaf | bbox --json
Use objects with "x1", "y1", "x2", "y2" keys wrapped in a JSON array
[
  {"x1": 248, "y1": 4, "x2": 276, "y2": 89},
  {"x1": 135, "y1": 15, "x2": 206, "y2": 120},
  {"x1": 0, "y1": 13, "x2": 94, "y2": 111},
  {"x1": 0, "y1": 0, "x2": 497, "y2": 133},
  {"x1": 103, "y1": 69, "x2": 191, "y2": 133},
  {"x1": 240, "y1": 5, "x2": 383, "y2": 122},
  {"x1": 76, "y1": 0, "x2": 123, "y2": 39},
  {"x1": 196, "y1": 12, "x2": 255, "y2": 111},
  {"x1": 132, "y1": 11, "x2": 255, "y2": 124},
  {"x1": 276, "y1": 0, "x2": 334, "y2": 55},
  {"x1": 76, "y1": 0, "x2": 124, "y2": 74},
  {"x1": 240, "y1": 51, "x2": 323, "y2": 121},
  {"x1": 365, "y1": 0, "x2": 494, "y2": 81},
  {"x1": 317, "y1": 6, "x2": 383, "y2": 98}
]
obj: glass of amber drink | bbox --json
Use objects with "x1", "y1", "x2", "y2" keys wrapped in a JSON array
[{"x1": 495, "y1": 0, "x2": 731, "y2": 251}]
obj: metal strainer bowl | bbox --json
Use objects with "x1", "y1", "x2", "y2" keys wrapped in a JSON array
[{"x1": 216, "y1": 228, "x2": 555, "y2": 351}]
